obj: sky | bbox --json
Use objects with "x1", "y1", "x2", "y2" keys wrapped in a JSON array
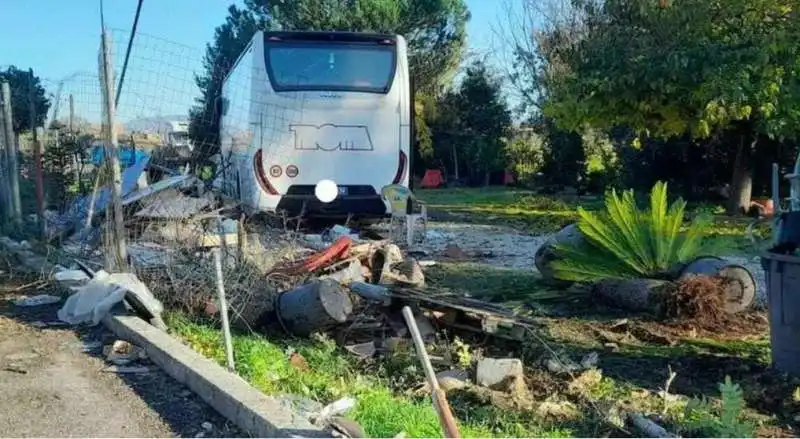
[{"x1": 0, "y1": 0, "x2": 515, "y2": 125}]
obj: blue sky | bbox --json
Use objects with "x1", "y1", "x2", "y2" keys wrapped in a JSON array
[{"x1": 0, "y1": 0, "x2": 514, "y2": 125}]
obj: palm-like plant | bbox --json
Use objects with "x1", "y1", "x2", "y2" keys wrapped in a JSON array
[{"x1": 550, "y1": 181, "x2": 713, "y2": 282}]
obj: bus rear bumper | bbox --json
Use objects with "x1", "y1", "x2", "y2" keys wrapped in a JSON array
[{"x1": 276, "y1": 194, "x2": 388, "y2": 218}]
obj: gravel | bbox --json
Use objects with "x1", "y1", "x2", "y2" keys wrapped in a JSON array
[
  {"x1": 420, "y1": 222, "x2": 550, "y2": 270},
  {"x1": 0, "y1": 290, "x2": 244, "y2": 438}
]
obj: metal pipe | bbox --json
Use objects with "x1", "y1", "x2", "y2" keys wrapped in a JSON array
[{"x1": 213, "y1": 248, "x2": 235, "y2": 372}]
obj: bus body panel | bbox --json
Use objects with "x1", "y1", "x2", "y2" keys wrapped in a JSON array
[{"x1": 217, "y1": 31, "x2": 410, "y2": 218}]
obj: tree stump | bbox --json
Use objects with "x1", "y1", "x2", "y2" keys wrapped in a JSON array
[
  {"x1": 276, "y1": 279, "x2": 353, "y2": 336},
  {"x1": 678, "y1": 257, "x2": 756, "y2": 314}
]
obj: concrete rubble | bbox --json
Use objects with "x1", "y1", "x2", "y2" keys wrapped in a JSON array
[
  {"x1": 476, "y1": 357, "x2": 524, "y2": 388},
  {"x1": 0, "y1": 161, "x2": 553, "y2": 438},
  {"x1": 56, "y1": 269, "x2": 164, "y2": 327}
]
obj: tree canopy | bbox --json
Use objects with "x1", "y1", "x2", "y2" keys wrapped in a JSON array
[
  {"x1": 544, "y1": 0, "x2": 800, "y2": 142},
  {"x1": 190, "y1": 0, "x2": 469, "y2": 161},
  {"x1": 429, "y1": 62, "x2": 512, "y2": 183},
  {"x1": 0, "y1": 66, "x2": 50, "y2": 133},
  {"x1": 522, "y1": 0, "x2": 800, "y2": 212}
]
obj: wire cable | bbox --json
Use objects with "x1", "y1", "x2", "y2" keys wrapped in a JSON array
[{"x1": 115, "y1": 0, "x2": 144, "y2": 107}]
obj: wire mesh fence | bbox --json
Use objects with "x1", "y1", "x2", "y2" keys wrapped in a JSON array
[{"x1": 0, "y1": 28, "x2": 316, "y2": 319}]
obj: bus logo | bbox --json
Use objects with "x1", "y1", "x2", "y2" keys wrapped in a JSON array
[{"x1": 290, "y1": 124, "x2": 374, "y2": 152}]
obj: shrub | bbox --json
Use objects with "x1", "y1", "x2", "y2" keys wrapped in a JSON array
[{"x1": 551, "y1": 181, "x2": 713, "y2": 282}]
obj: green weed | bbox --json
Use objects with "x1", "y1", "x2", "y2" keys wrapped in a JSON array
[{"x1": 165, "y1": 312, "x2": 568, "y2": 438}]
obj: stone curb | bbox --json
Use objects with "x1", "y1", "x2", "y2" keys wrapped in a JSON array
[{"x1": 102, "y1": 313, "x2": 325, "y2": 438}]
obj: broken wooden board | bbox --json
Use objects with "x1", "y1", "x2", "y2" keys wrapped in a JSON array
[{"x1": 387, "y1": 286, "x2": 539, "y2": 341}]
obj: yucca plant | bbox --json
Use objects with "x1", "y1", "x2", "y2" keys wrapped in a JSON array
[{"x1": 550, "y1": 181, "x2": 713, "y2": 282}]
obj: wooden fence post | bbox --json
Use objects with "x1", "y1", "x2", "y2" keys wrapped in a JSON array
[
  {"x1": 0, "y1": 99, "x2": 9, "y2": 222},
  {"x1": 34, "y1": 127, "x2": 46, "y2": 237},
  {"x1": 99, "y1": 29, "x2": 127, "y2": 270},
  {"x1": 1, "y1": 81, "x2": 21, "y2": 224}
]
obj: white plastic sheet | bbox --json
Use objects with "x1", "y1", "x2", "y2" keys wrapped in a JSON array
[{"x1": 57, "y1": 270, "x2": 163, "y2": 326}]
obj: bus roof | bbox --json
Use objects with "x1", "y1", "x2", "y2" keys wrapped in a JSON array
[{"x1": 263, "y1": 30, "x2": 399, "y2": 44}]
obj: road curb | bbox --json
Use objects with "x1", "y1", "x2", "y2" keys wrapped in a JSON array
[{"x1": 102, "y1": 313, "x2": 325, "y2": 438}]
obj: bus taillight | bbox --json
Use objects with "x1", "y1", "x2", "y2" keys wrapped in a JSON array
[
  {"x1": 392, "y1": 151, "x2": 407, "y2": 184},
  {"x1": 254, "y1": 150, "x2": 280, "y2": 195}
]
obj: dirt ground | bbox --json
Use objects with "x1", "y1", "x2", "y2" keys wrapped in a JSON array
[{"x1": 0, "y1": 281, "x2": 243, "y2": 438}]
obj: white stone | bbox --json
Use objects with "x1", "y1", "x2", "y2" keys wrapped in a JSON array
[{"x1": 476, "y1": 357, "x2": 524, "y2": 388}]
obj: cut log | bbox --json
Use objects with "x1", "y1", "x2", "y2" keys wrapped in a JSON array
[
  {"x1": 592, "y1": 278, "x2": 671, "y2": 313},
  {"x1": 678, "y1": 257, "x2": 756, "y2": 314},
  {"x1": 535, "y1": 223, "x2": 584, "y2": 283},
  {"x1": 275, "y1": 279, "x2": 353, "y2": 336}
]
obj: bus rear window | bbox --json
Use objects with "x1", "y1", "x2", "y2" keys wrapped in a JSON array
[{"x1": 266, "y1": 44, "x2": 396, "y2": 94}]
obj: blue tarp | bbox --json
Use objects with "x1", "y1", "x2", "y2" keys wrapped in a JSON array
[{"x1": 89, "y1": 144, "x2": 149, "y2": 168}]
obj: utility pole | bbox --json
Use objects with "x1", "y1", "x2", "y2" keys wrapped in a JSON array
[
  {"x1": 2, "y1": 82, "x2": 21, "y2": 224},
  {"x1": 100, "y1": 29, "x2": 127, "y2": 270}
]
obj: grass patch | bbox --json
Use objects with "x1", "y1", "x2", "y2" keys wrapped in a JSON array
[
  {"x1": 417, "y1": 187, "x2": 770, "y2": 255},
  {"x1": 426, "y1": 262, "x2": 547, "y2": 301},
  {"x1": 165, "y1": 312, "x2": 574, "y2": 438},
  {"x1": 417, "y1": 187, "x2": 588, "y2": 234}
]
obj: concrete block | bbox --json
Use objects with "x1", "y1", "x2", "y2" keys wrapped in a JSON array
[
  {"x1": 102, "y1": 314, "x2": 323, "y2": 438},
  {"x1": 476, "y1": 357, "x2": 524, "y2": 388}
]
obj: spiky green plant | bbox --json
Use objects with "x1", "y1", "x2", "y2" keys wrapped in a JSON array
[{"x1": 550, "y1": 181, "x2": 713, "y2": 282}]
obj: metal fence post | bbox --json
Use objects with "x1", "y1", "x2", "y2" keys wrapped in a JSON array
[{"x1": 213, "y1": 248, "x2": 236, "y2": 372}]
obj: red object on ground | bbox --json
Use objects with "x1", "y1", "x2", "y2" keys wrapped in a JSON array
[
  {"x1": 752, "y1": 198, "x2": 774, "y2": 217},
  {"x1": 503, "y1": 171, "x2": 515, "y2": 185},
  {"x1": 421, "y1": 169, "x2": 444, "y2": 188},
  {"x1": 270, "y1": 236, "x2": 353, "y2": 276}
]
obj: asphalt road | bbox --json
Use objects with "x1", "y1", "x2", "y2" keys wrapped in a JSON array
[{"x1": 0, "y1": 283, "x2": 244, "y2": 438}]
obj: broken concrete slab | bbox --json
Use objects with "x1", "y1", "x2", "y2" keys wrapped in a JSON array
[
  {"x1": 54, "y1": 269, "x2": 91, "y2": 289},
  {"x1": 476, "y1": 357, "x2": 524, "y2": 388}
]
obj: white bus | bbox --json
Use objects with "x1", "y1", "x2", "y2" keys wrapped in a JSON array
[{"x1": 215, "y1": 30, "x2": 412, "y2": 218}]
